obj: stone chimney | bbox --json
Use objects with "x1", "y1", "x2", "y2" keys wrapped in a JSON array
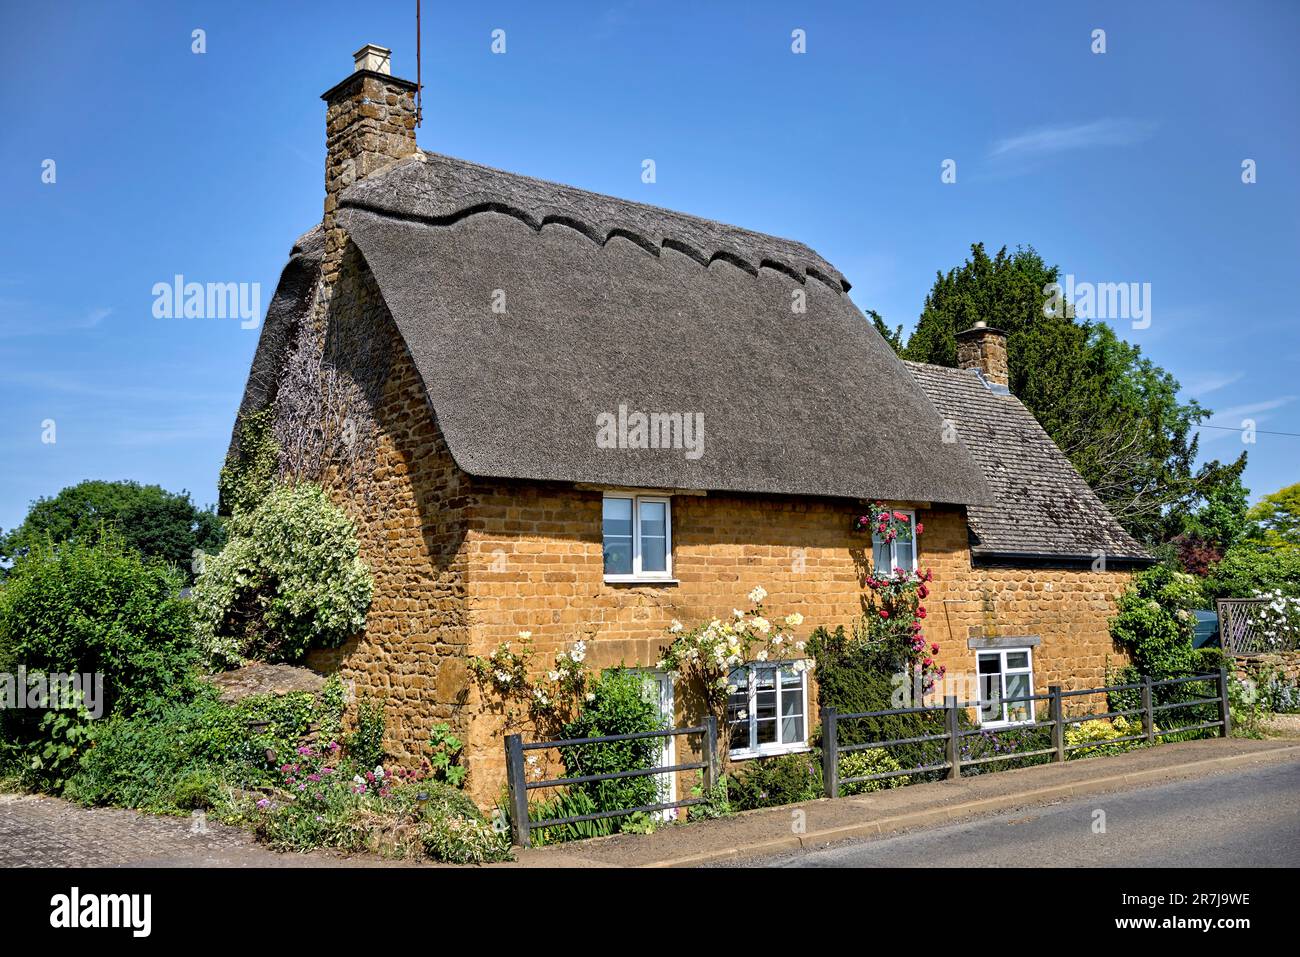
[
  {"x1": 320, "y1": 45, "x2": 419, "y2": 285},
  {"x1": 956, "y1": 321, "x2": 1010, "y2": 391}
]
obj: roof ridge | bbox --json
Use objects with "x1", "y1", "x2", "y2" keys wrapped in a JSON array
[
  {"x1": 340, "y1": 152, "x2": 850, "y2": 293},
  {"x1": 339, "y1": 197, "x2": 848, "y2": 292}
]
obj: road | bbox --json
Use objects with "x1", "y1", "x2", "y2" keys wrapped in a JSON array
[{"x1": 739, "y1": 759, "x2": 1300, "y2": 868}]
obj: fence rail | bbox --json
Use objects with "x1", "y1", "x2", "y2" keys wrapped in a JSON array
[
  {"x1": 820, "y1": 668, "x2": 1231, "y2": 796},
  {"x1": 504, "y1": 718, "x2": 717, "y2": 847},
  {"x1": 504, "y1": 669, "x2": 1232, "y2": 847}
]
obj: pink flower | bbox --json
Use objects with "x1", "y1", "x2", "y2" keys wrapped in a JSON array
[
  {"x1": 893, "y1": 511, "x2": 908, "y2": 522},
  {"x1": 917, "y1": 607, "x2": 927, "y2": 619},
  {"x1": 879, "y1": 609, "x2": 890, "y2": 619},
  {"x1": 915, "y1": 522, "x2": 924, "y2": 534},
  {"x1": 930, "y1": 643, "x2": 940, "y2": 654}
]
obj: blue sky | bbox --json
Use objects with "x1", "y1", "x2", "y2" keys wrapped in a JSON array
[{"x1": 1, "y1": 0, "x2": 1297, "y2": 535}]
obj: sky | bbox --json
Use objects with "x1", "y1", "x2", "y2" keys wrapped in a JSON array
[{"x1": 1, "y1": 0, "x2": 1297, "y2": 535}]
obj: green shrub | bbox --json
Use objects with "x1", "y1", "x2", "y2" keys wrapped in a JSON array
[
  {"x1": 1065, "y1": 717, "x2": 1145, "y2": 758},
  {"x1": 807, "y1": 624, "x2": 950, "y2": 779},
  {"x1": 556, "y1": 668, "x2": 666, "y2": 824},
  {"x1": 1109, "y1": 565, "x2": 1206, "y2": 676},
  {"x1": 728, "y1": 752, "x2": 822, "y2": 811},
  {"x1": 959, "y1": 722, "x2": 1054, "y2": 775},
  {"x1": 252, "y1": 763, "x2": 510, "y2": 864},
  {"x1": 346, "y1": 700, "x2": 386, "y2": 770},
  {"x1": 65, "y1": 682, "x2": 346, "y2": 812},
  {"x1": 218, "y1": 408, "x2": 280, "y2": 519},
  {"x1": 0, "y1": 535, "x2": 197, "y2": 789},
  {"x1": 192, "y1": 482, "x2": 372, "y2": 667},
  {"x1": 838, "y1": 748, "x2": 907, "y2": 795},
  {"x1": 420, "y1": 811, "x2": 512, "y2": 864},
  {"x1": 425, "y1": 722, "x2": 466, "y2": 788}
]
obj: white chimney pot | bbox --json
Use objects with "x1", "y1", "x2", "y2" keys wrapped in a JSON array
[{"x1": 353, "y1": 44, "x2": 392, "y2": 75}]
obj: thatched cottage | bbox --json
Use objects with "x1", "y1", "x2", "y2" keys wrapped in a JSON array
[{"x1": 228, "y1": 47, "x2": 1152, "y2": 802}]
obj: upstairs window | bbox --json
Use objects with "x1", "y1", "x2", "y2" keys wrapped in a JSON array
[
  {"x1": 872, "y1": 508, "x2": 917, "y2": 573},
  {"x1": 602, "y1": 494, "x2": 672, "y2": 581}
]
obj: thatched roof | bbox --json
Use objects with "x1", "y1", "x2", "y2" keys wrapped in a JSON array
[{"x1": 327, "y1": 151, "x2": 991, "y2": 505}]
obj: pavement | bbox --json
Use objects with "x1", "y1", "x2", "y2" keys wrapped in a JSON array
[
  {"x1": 511, "y1": 736, "x2": 1300, "y2": 868},
  {"x1": 2, "y1": 737, "x2": 1296, "y2": 868},
  {"x1": 738, "y1": 759, "x2": 1300, "y2": 867},
  {"x1": 0, "y1": 795, "x2": 387, "y2": 868}
]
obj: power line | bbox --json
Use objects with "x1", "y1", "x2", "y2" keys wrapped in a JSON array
[{"x1": 1191, "y1": 423, "x2": 1300, "y2": 438}]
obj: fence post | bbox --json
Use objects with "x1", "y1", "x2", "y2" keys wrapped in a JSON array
[
  {"x1": 944, "y1": 695, "x2": 961, "y2": 780},
  {"x1": 1049, "y1": 685, "x2": 1065, "y2": 763},
  {"x1": 821, "y1": 707, "x2": 839, "y2": 798},
  {"x1": 702, "y1": 715, "x2": 719, "y2": 793},
  {"x1": 504, "y1": 733, "x2": 530, "y2": 848},
  {"x1": 1141, "y1": 677, "x2": 1155, "y2": 745},
  {"x1": 1218, "y1": 666, "x2": 1233, "y2": 738}
]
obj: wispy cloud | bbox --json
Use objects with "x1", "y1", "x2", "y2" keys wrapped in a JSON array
[
  {"x1": 1198, "y1": 394, "x2": 1298, "y2": 442},
  {"x1": 1184, "y1": 371, "x2": 1244, "y2": 400},
  {"x1": 989, "y1": 118, "x2": 1157, "y2": 161},
  {"x1": 79, "y1": 307, "x2": 112, "y2": 328}
]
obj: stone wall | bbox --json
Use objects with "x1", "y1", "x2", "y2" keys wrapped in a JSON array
[
  {"x1": 457, "y1": 484, "x2": 1134, "y2": 803},
  {"x1": 1233, "y1": 650, "x2": 1300, "y2": 684}
]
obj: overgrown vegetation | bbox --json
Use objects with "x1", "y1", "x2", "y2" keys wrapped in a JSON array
[
  {"x1": 191, "y1": 482, "x2": 373, "y2": 668},
  {"x1": 0, "y1": 535, "x2": 198, "y2": 787},
  {"x1": 217, "y1": 408, "x2": 280, "y2": 518}
]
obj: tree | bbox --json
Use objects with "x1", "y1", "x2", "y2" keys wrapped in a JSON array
[
  {"x1": 1247, "y1": 483, "x2": 1300, "y2": 552},
  {"x1": 0, "y1": 481, "x2": 225, "y2": 581},
  {"x1": 896, "y1": 242, "x2": 1242, "y2": 546}
]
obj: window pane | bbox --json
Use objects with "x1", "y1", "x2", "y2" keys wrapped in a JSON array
[
  {"x1": 980, "y1": 674, "x2": 1002, "y2": 722},
  {"x1": 755, "y1": 718, "x2": 777, "y2": 745},
  {"x1": 872, "y1": 537, "x2": 891, "y2": 574},
  {"x1": 639, "y1": 500, "x2": 667, "y2": 572},
  {"x1": 602, "y1": 498, "x2": 633, "y2": 575},
  {"x1": 781, "y1": 714, "x2": 804, "y2": 744},
  {"x1": 1006, "y1": 651, "x2": 1030, "y2": 670},
  {"x1": 978, "y1": 655, "x2": 1001, "y2": 675},
  {"x1": 894, "y1": 537, "x2": 914, "y2": 570},
  {"x1": 1005, "y1": 672, "x2": 1031, "y2": 723},
  {"x1": 726, "y1": 668, "x2": 749, "y2": 751}
]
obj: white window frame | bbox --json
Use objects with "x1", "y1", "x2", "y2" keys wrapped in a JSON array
[
  {"x1": 628, "y1": 668, "x2": 677, "y2": 820},
  {"x1": 872, "y1": 507, "x2": 918, "y2": 573},
  {"x1": 602, "y1": 493, "x2": 673, "y2": 583},
  {"x1": 976, "y1": 647, "x2": 1035, "y2": 728},
  {"x1": 726, "y1": 662, "x2": 810, "y2": 759}
]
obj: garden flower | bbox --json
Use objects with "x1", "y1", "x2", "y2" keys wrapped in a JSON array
[
  {"x1": 748, "y1": 585, "x2": 767, "y2": 604},
  {"x1": 670, "y1": 619, "x2": 683, "y2": 633},
  {"x1": 917, "y1": 607, "x2": 927, "y2": 619},
  {"x1": 915, "y1": 523, "x2": 924, "y2": 534},
  {"x1": 518, "y1": 630, "x2": 532, "y2": 640},
  {"x1": 756, "y1": 650, "x2": 769, "y2": 662},
  {"x1": 256, "y1": 798, "x2": 271, "y2": 809},
  {"x1": 784, "y1": 612, "x2": 804, "y2": 627},
  {"x1": 879, "y1": 609, "x2": 890, "y2": 619}
]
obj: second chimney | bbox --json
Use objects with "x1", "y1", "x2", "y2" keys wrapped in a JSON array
[{"x1": 956, "y1": 321, "x2": 1010, "y2": 391}]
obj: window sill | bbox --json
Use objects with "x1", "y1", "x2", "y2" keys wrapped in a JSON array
[
  {"x1": 603, "y1": 576, "x2": 679, "y2": 586},
  {"x1": 728, "y1": 743, "x2": 812, "y2": 761}
]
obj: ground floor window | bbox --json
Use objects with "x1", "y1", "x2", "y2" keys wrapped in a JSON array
[
  {"x1": 977, "y1": 648, "x2": 1034, "y2": 726},
  {"x1": 725, "y1": 662, "x2": 808, "y2": 758}
]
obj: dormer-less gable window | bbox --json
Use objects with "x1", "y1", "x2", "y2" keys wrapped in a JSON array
[
  {"x1": 872, "y1": 508, "x2": 918, "y2": 573},
  {"x1": 602, "y1": 494, "x2": 672, "y2": 582}
]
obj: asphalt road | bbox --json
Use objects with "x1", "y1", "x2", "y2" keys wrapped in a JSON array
[{"x1": 743, "y1": 759, "x2": 1300, "y2": 868}]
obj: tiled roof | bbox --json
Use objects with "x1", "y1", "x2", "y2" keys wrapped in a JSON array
[{"x1": 904, "y1": 361, "x2": 1152, "y2": 562}]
